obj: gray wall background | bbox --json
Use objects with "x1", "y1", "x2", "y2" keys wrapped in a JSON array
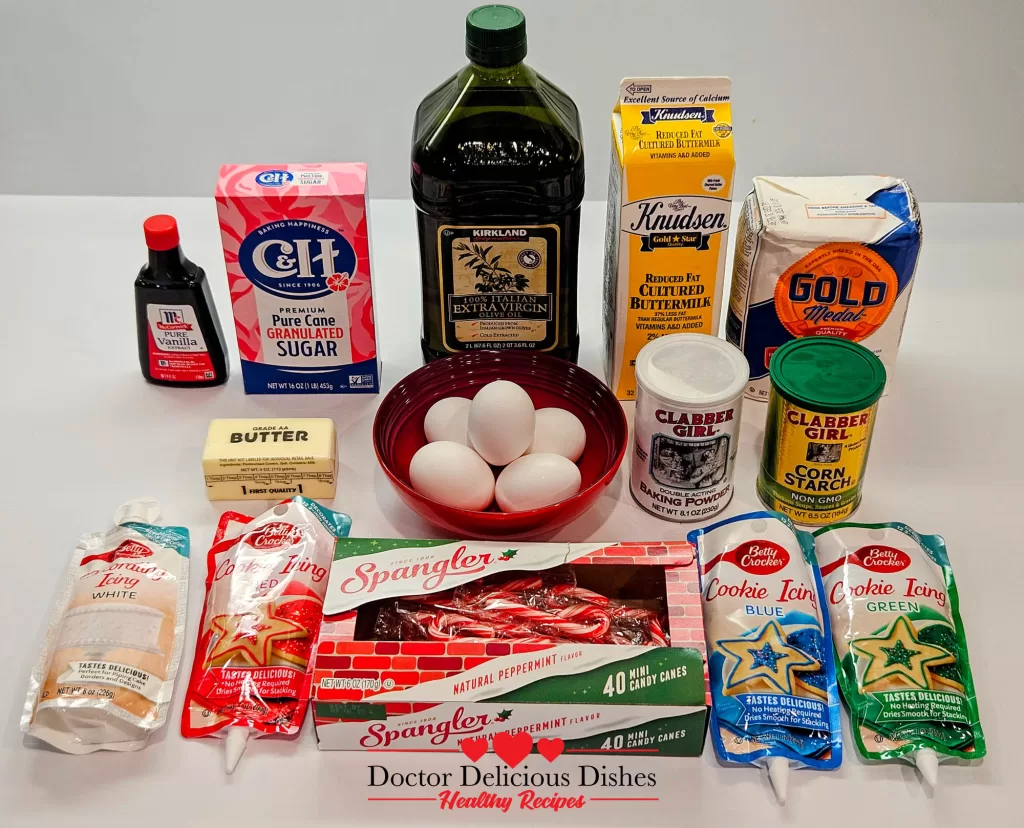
[{"x1": 1, "y1": 0, "x2": 1020, "y2": 201}]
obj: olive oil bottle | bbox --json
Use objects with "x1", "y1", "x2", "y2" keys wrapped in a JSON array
[{"x1": 412, "y1": 5, "x2": 584, "y2": 362}]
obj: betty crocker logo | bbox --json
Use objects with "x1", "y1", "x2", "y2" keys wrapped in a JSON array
[
  {"x1": 852, "y1": 545, "x2": 911, "y2": 572},
  {"x1": 80, "y1": 539, "x2": 153, "y2": 566},
  {"x1": 242, "y1": 522, "x2": 303, "y2": 550},
  {"x1": 339, "y1": 545, "x2": 495, "y2": 597},
  {"x1": 704, "y1": 540, "x2": 790, "y2": 576}
]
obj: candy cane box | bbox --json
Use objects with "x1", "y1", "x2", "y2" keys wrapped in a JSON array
[
  {"x1": 215, "y1": 164, "x2": 379, "y2": 394},
  {"x1": 312, "y1": 539, "x2": 710, "y2": 756}
]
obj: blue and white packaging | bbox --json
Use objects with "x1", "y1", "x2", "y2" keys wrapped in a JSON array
[{"x1": 689, "y1": 511, "x2": 842, "y2": 803}]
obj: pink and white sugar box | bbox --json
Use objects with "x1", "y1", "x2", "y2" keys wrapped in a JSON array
[{"x1": 215, "y1": 164, "x2": 379, "y2": 394}]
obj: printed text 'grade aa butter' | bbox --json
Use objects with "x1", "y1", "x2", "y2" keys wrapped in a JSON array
[
  {"x1": 216, "y1": 164, "x2": 379, "y2": 394},
  {"x1": 603, "y1": 77, "x2": 736, "y2": 400}
]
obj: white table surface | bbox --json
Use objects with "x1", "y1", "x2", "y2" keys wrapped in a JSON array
[{"x1": 1, "y1": 196, "x2": 1018, "y2": 826}]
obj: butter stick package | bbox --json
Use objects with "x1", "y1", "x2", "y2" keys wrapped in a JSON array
[
  {"x1": 202, "y1": 418, "x2": 337, "y2": 501},
  {"x1": 814, "y1": 522, "x2": 985, "y2": 787},
  {"x1": 22, "y1": 499, "x2": 189, "y2": 753},
  {"x1": 689, "y1": 511, "x2": 841, "y2": 803}
]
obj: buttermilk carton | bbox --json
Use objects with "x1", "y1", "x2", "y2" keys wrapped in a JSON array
[
  {"x1": 216, "y1": 164, "x2": 379, "y2": 394},
  {"x1": 726, "y1": 175, "x2": 922, "y2": 400},
  {"x1": 603, "y1": 77, "x2": 736, "y2": 400}
]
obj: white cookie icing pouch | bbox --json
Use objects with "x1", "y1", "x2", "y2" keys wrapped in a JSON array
[
  {"x1": 181, "y1": 496, "x2": 351, "y2": 773},
  {"x1": 689, "y1": 511, "x2": 842, "y2": 803},
  {"x1": 22, "y1": 499, "x2": 190, "y2": 753},
  {"x1": 813, "y1": 522, "x2": 985, "y2": 787}
]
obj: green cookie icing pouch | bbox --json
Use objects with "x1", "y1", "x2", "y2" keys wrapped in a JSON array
[{"x1": 814, "y1": 522, "x2": 985, "y2": 784}]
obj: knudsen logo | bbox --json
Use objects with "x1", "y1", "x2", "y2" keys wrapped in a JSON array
[
  {"x1": 242, "y1": 522, "x2": 304, "y2": 551},
  {"x1": 81, "y1": 539, "x2": 153, "y2": 566},
  {"x1": 360, "y1": 705, "x2": 490, "y2": 748},
  {"x1": 640, "y1": 106, "x2": 715, "y2": 124},
  {"x1": 821, "y1": 545, "x2": 911, "y2": 576},
  {"x1": 621, "y1": 196, "x2": 729, "y2": 237},
  {"x1": 703, "y1": 540, "x2": 790, "y2": 576},
  {"x1": 338, "y1": 544, "x2": 495, "y2": 597}
]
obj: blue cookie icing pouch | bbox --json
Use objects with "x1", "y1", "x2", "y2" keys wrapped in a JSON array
[{"x1": 689, "y1": 511, "x2": 842, "y2": 803}]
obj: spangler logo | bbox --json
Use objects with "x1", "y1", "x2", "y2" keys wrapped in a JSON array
[
  {"x1": 338, "y1": 545, "x2": 496, "y2": 598},
  {"x1": 360, "y1": 706, "x2": 491, "y2": 748},
  {"x1": 238, "y1": 219, "x2": 357, "y2": 300}
]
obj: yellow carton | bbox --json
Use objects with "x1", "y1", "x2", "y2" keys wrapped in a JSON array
[{"x1": 603, "y1": 77, "x2": 736, "y2": 400}]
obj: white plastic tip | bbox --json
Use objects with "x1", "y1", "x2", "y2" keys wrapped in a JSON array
[
  {"x1": 767, "y1": 757, "x2": 789, "y2": 805},
  {"x1": 915, "y1": 748, "x2": 939, "y2": 788},
  {"x1": 113, "y1": 497, "x2": 161, "y2": 526},
  {"x1": 225, "y1": 727, "x2": 249, "y2": 774}
]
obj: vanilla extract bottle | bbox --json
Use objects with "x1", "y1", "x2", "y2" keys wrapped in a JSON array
[{"x1": 412, "y1": 5, "x2": 584, "y2": 362}]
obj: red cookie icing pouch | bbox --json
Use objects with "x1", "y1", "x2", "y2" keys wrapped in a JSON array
[{"x1": 181, "y1": 497, "x2": 351, "y2": 772}]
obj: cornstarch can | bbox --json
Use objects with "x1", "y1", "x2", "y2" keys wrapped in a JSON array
[
  {"x1": 757, "y1": 337, "x2": 886, "y2": 526},
  {"x1": 631, "y1": 334, "x2": 748, "y2": 521}
]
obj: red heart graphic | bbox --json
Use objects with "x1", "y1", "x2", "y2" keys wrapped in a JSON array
[
  {"x1": 460, "y1": 737, "x2": 488, "y2": 763},
  {"x1": 492, "y1": 731, "x2": 532, "y2": 768},
  {"x1": 536, "y1": 737, "x2": 564, "y2": 762}
]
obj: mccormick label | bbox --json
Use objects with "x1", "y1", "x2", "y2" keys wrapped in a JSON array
[
  {"x1": 436, "y1": 225, "x2": 560, "y2": 351},
  {"x1": 631, "y1": 396, "x2": 741, "y2": 521},
  {"x1": 726, "y1": 176, "x2": 921, "y2": 401},
  {"x1": 758, "y1": 397, "x2": 878, "y2": 526},
  {"x1": 146, "y1": 304, "x2": 215, "y2": 382},
  {"x1": 215, "y1": 164, "x2": 379, "y2": 394},
  {"x1": 603, "y1": 77, "x2": 736, "y2": 400}
]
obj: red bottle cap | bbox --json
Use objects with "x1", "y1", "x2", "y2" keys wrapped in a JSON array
[{"x1": 144, "y1": 215, "x2": 180, "y2": 251}]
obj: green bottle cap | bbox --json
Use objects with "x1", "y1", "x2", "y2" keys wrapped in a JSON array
[
  {"x1": 769, "y1": 337, "x2": 887, "y2": 413},
  {"x1": 466, "y1": 5, "x2": 527, "y2": 67}
]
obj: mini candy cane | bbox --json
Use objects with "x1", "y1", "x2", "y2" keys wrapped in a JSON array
[
  {"x1": 376, "y1": 571, "x2": 669, "y2": 647},
  {"x1": 549, "y1": 584, "x2": 611, "y2": 606}
]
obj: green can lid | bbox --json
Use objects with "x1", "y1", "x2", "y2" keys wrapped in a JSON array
[
  {"x1": 769, "y1": 337, "x2": 887, "y2": 413},
  {"x1": 466, "y1": 5, "x2": 527, "y2": 67}
]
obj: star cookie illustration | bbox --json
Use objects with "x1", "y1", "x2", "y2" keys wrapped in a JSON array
[
  {"x1": 851, "y1": 615, "x2": 955, "y2": 691},
  {"x1": 205, "y1": 603, "x2": 308, "y2": 668},
  {"x1": 270, "y1": 597, "x2": 324, "y2": 667},
  {"x1": 717, "y1": 621, "x2": 820, "y2": 696}
]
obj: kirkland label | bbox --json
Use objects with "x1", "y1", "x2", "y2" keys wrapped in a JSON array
[{"x1": 437, "y1": 224, "x2": 560, "y2": 352}]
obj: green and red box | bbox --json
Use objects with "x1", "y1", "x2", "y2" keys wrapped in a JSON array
[{"x1": 312, "y1": 539, "x2": 709, "y2": 755}]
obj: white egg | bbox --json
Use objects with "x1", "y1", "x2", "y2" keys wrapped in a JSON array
[
  {"x1": 526, "y1": 408, "x2": 587, "y2": 462},
  {"x1": 468, "y1": 380, "x2": 536, "y2": 466},
  {"x1": 409, "y1": 441, "x2": 495, "y2": 511},
  {"x1": 423, "y1": 396, "x2": 472, "y2": 445},
  {"x1": 495, "y1": 453, "x2": 582, "y2": 513}
]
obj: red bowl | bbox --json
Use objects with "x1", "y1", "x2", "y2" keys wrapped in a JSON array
[{"x1": 373, "y1": 352, "x2": 628, "y2": 539}]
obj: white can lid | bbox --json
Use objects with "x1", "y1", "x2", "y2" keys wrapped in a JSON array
[{"x1": 635, "y1": 334, "x2": 749, "y2": 406}]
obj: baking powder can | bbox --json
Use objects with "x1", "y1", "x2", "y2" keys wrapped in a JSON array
[
  {"x1": 757, "y1": 336, "x2": 886, "y2": 526},
  {"x1": 631, "y1": 334, "x2": 749, "y2": 521}
]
